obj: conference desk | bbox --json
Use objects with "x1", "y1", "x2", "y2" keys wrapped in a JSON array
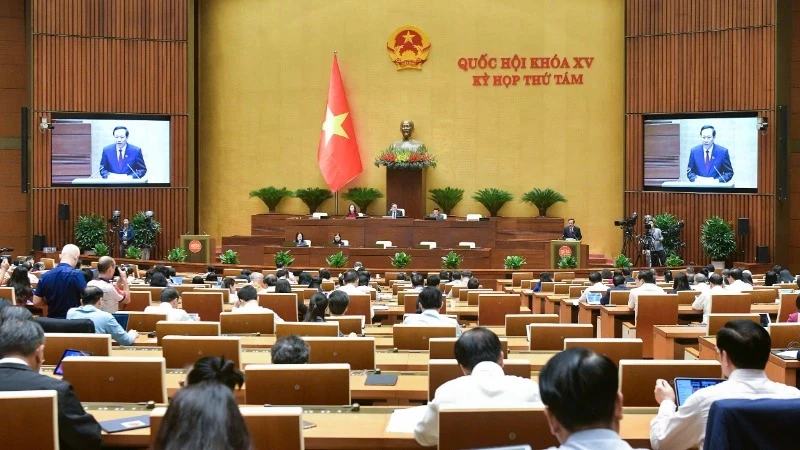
[
  {"x1": 700, "y1": 336, "x2": 800, "y2": 388},
  {"x1": 652, "y1": 325, "x2": 709, "y2": 360},
  {"x1": 88, "y1": 404, "x2": 656, "y2": 449}
]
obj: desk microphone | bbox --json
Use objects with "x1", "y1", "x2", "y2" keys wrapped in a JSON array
[
  {"x1": 89, "y1": 165, "x2": 103, "y2": 178},
  {"x1": 127, "y1": 164, "x2": 141, "y2": 179},
  {"x1": 714, "y1": 165, "x2": 726, "y2": 182}
]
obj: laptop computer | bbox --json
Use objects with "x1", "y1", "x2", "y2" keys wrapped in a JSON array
[
  {"x1": 112, "y1": 313, "x2": 130, "y2": 331},
  {"x1": 586, "y1": 292, "x2": 602, "y2": 305},
  {"x1": 53, "y1": 348, "x2": 92, "y2": 376},
  {"x1": 673, "y1": 377, "x2": 725, "y2": 406}
]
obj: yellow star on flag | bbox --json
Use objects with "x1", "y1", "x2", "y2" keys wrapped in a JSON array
[{"x1": 321, "y1": 107, "x2": 349, "y2": 146}]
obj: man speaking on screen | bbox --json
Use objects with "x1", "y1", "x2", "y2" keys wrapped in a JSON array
[
  {"x1": 686, "y1": 125, "x2": 733, "y2": 183},
  {"x1": 99, "y1": 126, "x2": 148, "y2": 179}
]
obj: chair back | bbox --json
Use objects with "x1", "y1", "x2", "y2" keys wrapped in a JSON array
[
  {"x1": 392, "y1": 282, "x2": 411, "y2": 295},
  {"x1": 344, "y1": 294, "x2": 372, "y2": 325},
  {"x1": 609, "y1": 289, "x2": 631, "y2": 305},
  {"x1": 62, "y1": 356, "x2": 167, "y2": 403},
  {"x1": 703, "y1": 398, "x2": 800, "y2": 450},
  {"x1": 450, "y1": 285, "x2": 466, "y2": 300},
  {"x1": 305, "y1": 337, "x2": 376, "y2": 370},
  {"x1": 707, "y1": 314, "x2": 760, "y2": 335},
  {"x1": 527, "y1": 324, "x2": 594, "y2": 350},
  {"x1": 478, "y1": 294, "x2": 520, "y2": 326},
  {"x1": 397, "y1": 290, "x2": 417, "y2": 305},
  {"x1": 746, "y1": 289, "x2": 778, "y2": 303},
  {"x1": 428, "y1": 359, "x2": 530, "y2": 401},
  {"x1": 553, "y1": 283, "x2": 570, "y2": 295},
  {"x1": 244, "y1": 363, "x2": 351, "y2": 405},
  {"x1": 121, "y1": 311, "x2": 167, "y2": 332},
  {"x1": 41, "y1": 257, "x2": 55, "y2": 269},
  {"x1": 123, "y1": 290, "x2": 152, "y2": 311},
  {"x1": 258, "y1": 293, "x2": 299, "y2": 322},
  {"x1": 156, "y1": 321, "x2": 220, "y2": 345},
  {"x1": 0, "y1": 391, "x2": 59, "y2": 450},
  {"x1": 34, "y1": 317, "x2": 94, "y2": 333},
  {"x1": 321, "y1": 280, "x2": 335, "y2": 292},
  {"x1": 429, "y1": 337, "x2": 509, "y2": 359},
  {"x1": 43, "y1": 333, "x2": 112, "y2": 363},
  {"x1": 677, "y1": 290, "x2": 699, "y2": 305},
  {"x1": 778, "y1": 292, "x2": 797, "y2": 322},
  {"x1": 709, "y1": 294, "x2": 752, "y2": 314},
  {"x1": 563, "y1": 338, "x2": 643, "y2": 365},
  {"x1": 504, "y1": 314, "x2": 559, "y2": 336},
  {"x1": 438, "y1": 406, "x2": 556, "y2": 450},
  {"x1": 554, "y1": 272, "x2": 575, "y2": 282},
  {"x1": 511, "y1": 272, "x2": 534, "y2": 287},
  {"x1": 129, "y1": 286, "x2": 165, "y2": 302},
  {"x1": 220, "y1": 312, "x2": 275, "y2": 334},
  {"x1": 181, "y1": 291, "x2": 224, "y2": 322},
  {"x1": 325, "y1": 315, "x2": 363, "y2": 335},
  {"x1": 767, "y1": 323, "x2": 800, "y2": 348},
  {"x1": 0, "y1": 286, "x2": 16, "y2": 303},
  {"x1": 569, "y1": 285, "x2": 585, "y2": 298},
  {"x1": 467, "y1": 289, "x2": 499, "y2": 305},
  {"x1": 275, "y1": 322, "x2": 339, "y2": 338},
  {"x1": 162, "y1": 336, "x2": 241, "y2": 369},
  {"x1": 393, "y1": 324, "x2": 458, "y2": 350},
  {"x1": 618, "y1": 359, "x2": 721, "y2": 407},
  {"x1": 636, "y1": 294, "x2": 679, "y2": 358}
]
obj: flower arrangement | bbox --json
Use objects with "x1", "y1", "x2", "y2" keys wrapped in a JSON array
[{"x1": 374, "y1": 145, "x2": 437, "y2": 169}]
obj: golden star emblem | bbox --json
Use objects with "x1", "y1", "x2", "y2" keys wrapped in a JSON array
[
  {"x1": 322, "y1": 107, "x2": 349, "y2": 145},
  {"x1": 402, "y1": 31, "x2": 416, "y2": 44}
]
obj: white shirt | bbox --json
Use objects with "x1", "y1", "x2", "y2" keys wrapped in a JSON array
[
  {"x1": 544, "y1": 429, "x2": 641, "y2": 450},
  {"x1": 336, "y1": 284, "x2": 374, "y2": 317},
  {"x1": 627, "y1": 283, "x2": 666, "y2": 316},
  {"x1": 691, "y1": 285, "x2": 726, "y2": 323},
  {"x1": 144, "y1": 302, "x2": 195, "y2": 322},
  {"x1": 231, "y1": 300, "x2": 284, "y2": 323},
  {"x1": 445, "y1": 279, "x2": 467, "y2": 299},
  {"x1": 87, "y1": 278, "x2": 125, "y2": 314},
  {"x1": 691, "y1": 283, "x2": 709, "y2": 293},
  {"x1": 402, "y1": 309, "x2": 462, "y2": 336},
  {"x1": 414, "y1": 361, "x2": 542, "y2": 446},
  {"x1": 650, "y1": 369, "x2": 800, "y2": 450},
  {"x1": 578, "y1": 282, "x2": 609, "y2": 302},
  {"x1": 725, "y1": 279, "x2": 753, "y2": 292}
]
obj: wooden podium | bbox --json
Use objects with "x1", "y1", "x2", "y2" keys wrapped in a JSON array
[
  {"x1": 550, "y1": 240, "x2": 589, "y2": 268},
  {"x1": 181, "y1": 235, "x2": 215, "y2": 264},
  {"x1": 386, "y1": 168, "x2": 426, "y2": 219}
]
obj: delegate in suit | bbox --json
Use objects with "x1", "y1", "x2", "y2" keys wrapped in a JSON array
[
  {"x1": 686, "y1": 125, "x2": 733, "y2": 183},
  {"x1": 99, "y1": 126, "x2": 148, "y2": 179},
  {"x1": 562, "y1": 218, "x2": 582, "y2": 240}
]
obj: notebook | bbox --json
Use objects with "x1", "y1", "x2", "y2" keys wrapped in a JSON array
[
  {"x1": 53, "y1": 349, "x2": 91, "y2": 376},
  {"x1": 674, "y1": 377, "x2": 725, "y2": 406},
  {"x1": 112, "y1": 313, "x2": 130, "y2": 331},
  {"x1": 99, "y1": 415, "x2": 151, "y2": 433}
]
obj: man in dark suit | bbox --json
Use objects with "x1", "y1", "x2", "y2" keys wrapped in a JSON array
[
  {"x1": 119, "y1": 217, "x2": 134, "y2": 256},
  {"x1": 601, "y1": 274, "x2": 629, "y2": 305},
  {"x1": 0, "y1": 319, "x2": 101, "y2": 449},
  {"x1": 387, "y1": 203, "x2": 404, "y2": 219},
  {"x1": 562, "y1": 218, "x2": 582, "y2": 240},
  {"x1": 428, "y1": 207, "x2": 445, "y2": 220},
  {"x1": 686, "y1": 125, "x2": 734, "y2": 183},
  {"x1": 99, "y1": 126, "x2": 148, "y2": 179}
]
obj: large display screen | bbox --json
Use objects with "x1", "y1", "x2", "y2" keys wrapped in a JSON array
[
  {"x1": 50, "y1": 114, "x2": 171, "y2": 186},
  {"x1": 643, "y1": 114, "x2": 759, "y2": 192}
]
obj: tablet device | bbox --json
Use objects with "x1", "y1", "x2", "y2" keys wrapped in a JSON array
[
  {"x1": 759, "y1": 312, "x2": 771, "y2": 327},
  {"x1": 112, "y1": 313, "x2": 130, "y2": 331},
  {"x1": 53, "y1": 349, "x2": 91, "y2": 376},
  {"x1": 99, "y1": 415, "x2": 151, "y2": 433},
  {"x1": 365, "y1": 374, "x2": 399, "y2": 386},
  {"x1": 674, "y1": 377, "x2": 725, "y2": 406}
]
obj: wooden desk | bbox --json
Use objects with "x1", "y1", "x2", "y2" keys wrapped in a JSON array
[
  {"x1": 578, "y1": 302, "x2": 602, "y2": 337},
  {"x1": 698, "y1": 336, "x2": 717, "y2": 360},
  {"x1": 88, "y1": 404, "x2": 656, "y2": 449},
  {"x1": 495, "y1": 279, "x2": 512, "y2": 292},
  {"x1": 652, "y1": 325, "x2": 708, "y2": 360},
  {"x1": 558, "y1": 298, "x2": 579, "y2": 324},
  {"x1": 543, "y1": 294, "x2": 567, "y2": 315},
  {"x1": 598, "y1": 306, "x2": 635, "y2": 338},
  {"x1": 765, "y1": 353, "x2": 800, "y2": 388}
]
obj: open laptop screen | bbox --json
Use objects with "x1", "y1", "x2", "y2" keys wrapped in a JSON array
[
  {"x1": 674, "y1": 377, "x2": 725, "y2": 406},
  {"x1": 112, "y1": 313, "x2": 129, "y2": 330},
  {"x1": 53, "y1": 349, "x2": 91, "y2": 376}
]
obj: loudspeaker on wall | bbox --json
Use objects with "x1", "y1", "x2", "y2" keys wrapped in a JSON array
[
  {"x1": 33, "y1": 235, "x2": 45, "y2": 251},
  {"x1": 737, "y1": 218, "x2": 750, "y2": 236},
  {"x1": 58, "y1": 204, "x2": 70, "y2": 221},
  {"x1": 756, "y1": 246, "x2": 769, "y2": 264}
]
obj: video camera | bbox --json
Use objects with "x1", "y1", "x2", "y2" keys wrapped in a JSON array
[{"x1": 614, "y1": 212, "x2": 638, "y2": 228}]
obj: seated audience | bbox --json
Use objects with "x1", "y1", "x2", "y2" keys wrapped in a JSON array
[
  {"x1": 303, "y1": 292, "x2": 329, "y2": 322},
  {"x1": 7, "y1": 265, "x2": 34, "y2": 305},
  {"x1": 764, "y1": 270, "x2": 778, "y2": 287},
  {"x1": 741, "y1": 270, "x2": 754, "y2": 286},
  {"x1": 691, "y1": 273, "x2": 726, "y2": 324},
  {"x1": 650, "y1": 320, "x2": 800, "y2": 449},
  {"x1": 222, "y1": 277, "x2": 237, "y2": 303},
  {"x1": 297, "y1": 271, "x2": 313, "y2": 286},
  {"x1": 328, "y1": 290, "x2": 350, "y2": 316},
  {"x1": 426, "y1": 274, "x2": 440, "y2": 288},
  {"x1": 152, "y1": 382, "x2": 250, "y2": 450},
  {"x1": 691, "y1": 274, "x2": 708, "y2": 292},
  {"x1": 205, "y1": 272, "x2": 218, "y2": 283},
  {"x1": 0, "y1": 297, "x2": 12, "y2": 318},
  {"x1": 185, "y1": 356, "x2": 244, "y2": 391},
  {"x1": 539, "y1": 347, "x2": 637, "y2": 450},
  {"x1": 319, "y1": 268, "x2": 331, "y2": 281},
  {"x1": 621, "y1": 267, "x2": 635, "y2": 282},
  {"x1": 446, "y1": 270, "x2": 472, "y2": 299},
  {"x1": 0, "y1": 319, "x2": 102, "y2": 449},
  {"x1": 403, "y1": 287, "x2": 462, "y2": 336},
  {"x1": 144, "y1": 287, "x2": 195, "y2": 322},
  {"x1": 409, "y1": 273, "x2": 425, "y2": 292},
  {"x1": 414, "y1": 327, "x2": 541, "y2": 446},
  {"x1": 308, "y1": 276, "x2": 323, "y2": 291},
  {"x1": 600, "y1": 275, "x2": 628, "y2": 306},
  {"x1": 725, "y1": 269, "x2": 752, "y2": 292},
  {"x1": 232, "y1": 285, "x2": 284, "y2": 324},
  {"x1": 578, "y1": 271, "x2": 608, "y2": 302},
  {"x1": 600, "y1": 268, "x2": 613, "y2": 281},
  {"x1": 685, "y1": 267, "x2": 695, "y2": 284},
  {"x1": 627, "y1": 270, "x2": 666, "y2": 319},
  {"x1": 533, "y1": 272, "x2": 553, "y2": 293},
  {"x1": 466, "y1": 277, "x2": 480, "y2": 289},
  {"x1": 271, "y1": 334, "x2": 310, "y2": 364},
  {"x1": 778, "y1": 268, "x2": 794, "y2": 284},
  {"x1": 438, "y1": 270, "x2": 451, "y2": 283},
  {"x1": 249, "y1": 272, "x2": 267, "y2": 292},
  {"x1": 787, "y1": 294, "x2": 800, "y2": 323},
  {"x1": 148, "y1": 272, "x2": 169, "y2": 287},
  {"x1": 662, "y1": 269, "x2": 673, "y2": 284},
  {"x1": 191, "y1": 275, "x2": 205, "y2": 285},
  {"x1": 669, "y1": 272, "x2": 690, "y2": 293},
  {"x1": 67, "y1": 287, "x2": 138, "y2": 345},
  {"x1": 263, "y1": 274, "x2": 278, "y2": 292},
  {"x1": 0, "y1": 305, "x2": 33, "y2": 323},
  {"x1": 235, "y1": 268, "x2": 251, "y2": 282}
]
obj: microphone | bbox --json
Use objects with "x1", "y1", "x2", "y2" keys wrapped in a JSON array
[
  {"x1": 89, "y1": 165, "x2": 103, "y2": 179},
  {"x1": 127, "y1": 164, "x2": 141, "y2": 179},
  {"x1": 714, "y1": 165, "x2": 725, "y2": 182}
]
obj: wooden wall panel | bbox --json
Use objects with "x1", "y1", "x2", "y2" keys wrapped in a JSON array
[{"x1": 625, "y1": 0, "x2": 776, "y2": 266}]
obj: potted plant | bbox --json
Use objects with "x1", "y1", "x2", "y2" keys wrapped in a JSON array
[
  {"x1": 522, "y1": 188, "x2": 567, "y2": 217},
  {"x1": 428, "y1": 187, "x2": 464, "y2": 215},
  {"x1": 74, "y1": 214, "x2": 106, "y2": 253},
  {"x1": 92, "y1": 243, "x2": 110, "y2": 257},
  {"x1": 220, "y1": 249, "x2": 239, "y2": 264},
  {"x1": 504, "y1": 255, "x2": 527, "y2": 270},
  {"x1": 557, "y1": 255, "x2": 578, "y2": 269},
  {"x1": 390, "y1": 252, "x2": 411, "y2": 269},
  {"x1": 295, "y1": 187, "x2": 333, "y2": 214},
  {"x1": 125, "y1": 246, "x2": 142, "y2": 260},
  {"x1": 441, "y1": 251, "x2": 463, "y2": 269},
  {"x1": 653, "y1": 213, "x2": 684, "y2": 257},
  {"x1": 341, "y1": 187, "x2": 383, "y2": 215},
  {"x1": 249, "y1": 186, "x2": 294, "y2": 213},
  {"x1": 326, "y1": 251, "x2": 348, "y2": 268},
  {"x1": 700, "y1": 216, "x2": 736, "y2": 269},
  {"x1": 472, "y1": 188, "x2": 514, "y2": 217},
  {"x1": 165, "y1": 247, "x2": 188, "y2": 262},
  {"x1": 131, "y1": 211, "x2": 161, "y2": 260},
  {"x1": 613, "y1": 254, "x2": 632, "y2": 269},
  {"x1": 275, "y1": 250, "x2": 294, "y2": 267},
  {"x1": 665, "y1": 253, "x2": 684, "y2": 267}
]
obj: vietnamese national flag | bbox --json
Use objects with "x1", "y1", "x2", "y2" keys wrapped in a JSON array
[{"x1": 318, "y1": 55, "x2": 362, "y2": 193}]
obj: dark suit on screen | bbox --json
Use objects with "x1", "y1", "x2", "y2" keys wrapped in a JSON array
[
  {"x1": 0, "y1": 362, "x2": 102, "y2": 450},
  {"x1": 562, "y1": 225, "x2": 582, "y2": 240},
  {"x1": 99, "y1": 144, "x2": 147, "y2": 179},
  {"x1": 686, "y1": 144, "x2": 733, "y2": 182}
]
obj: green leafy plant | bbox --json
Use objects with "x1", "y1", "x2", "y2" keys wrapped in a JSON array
[
  {"x1": 74, "y1": 214, "x2": 106, "y2": 251},
  {"x1": 653, "y1": 213, "x2": 684, "y2": 257},
  {"x1": 665, "y1": 253, "x2": 684, "y2": 267},
  {"x1": 295, "y1": 187, "x2": 333, "y2": 214},
  {"x1": 504, "y1": 255, "x2": 527, "y2": 270},
  {"x1": 165, "y1": 247, "x2": 187, "y2": 262},
  {"x1": 341, "y1": 187, "x2": 383, "y2": 215},
  {"x1": 472, "y1": 188, "x2": 514, "y2": 217},
  {"x1": 441, "y1": 251, "x2": 464, "y2": 269},
  {"x1": 700, "y1": 216, "x2": 737, "y2": 261},
  {"x1": 220, "y1": 249, "x2": 239, "y2": 264},
  {"x1": 613, "y1": 254, "x2": 633, "y2": 268},
  {"x1": 131, "y1": 212, "x2": 161, "y2": 250},
  {"x1": 92, "y1": 242, "x2": 110, "y2": 257},
  {"x1": 557, "y1": 255, "x2": 578, "y2": 269},
  {"x1": 522, "y1": 188, "x2": 567, "y2": 217},
  {"x1": 125, "y1": 246, "x2": 142, "y2": 260},
  {"x1": 275, "y1": 250, "x2": 295, "y2": 267},
  {"x1": 249, "y1": 186, "x2": 294, "y2": 213},
  {"x1": 326, "y1": 251, "x2": 348, "y2": 268},
  {"x1": 428, "y1": 187, "x2": 464, "y2": 215},
  {"x1": 390, "y1": 251, "x2": 412, "y2": 269}
]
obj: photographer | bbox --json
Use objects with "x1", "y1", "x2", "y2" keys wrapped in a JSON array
[
  {"x1": 87, "y1": 256, "x2": 130, "y2": 314},
  {"x1": 646, "y1": 218, "x2": 666, "y2": 267}
]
